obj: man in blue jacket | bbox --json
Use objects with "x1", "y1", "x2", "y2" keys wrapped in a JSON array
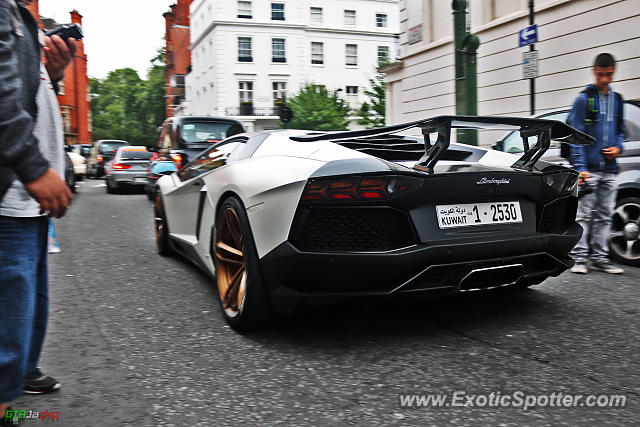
[{"x1": 568, "y1": 53, "x2": 624, "y2": 275}]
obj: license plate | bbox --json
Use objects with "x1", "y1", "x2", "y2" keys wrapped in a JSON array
[
  {"x1": 436, "y1": 201, "x2": 522, "y2": 229},
  {"x1": 134, "y1": 177, "x2": 147, "y2": 183}
]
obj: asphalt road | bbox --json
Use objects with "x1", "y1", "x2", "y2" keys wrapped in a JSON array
[{"x1": 14, "y1": 180, "x2": 640, "y2": 426}]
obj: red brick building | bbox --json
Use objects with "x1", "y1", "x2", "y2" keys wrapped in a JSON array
[
  {"x1": 163, "y1": 0, "x2": 192, "y2": 118},
  {"x1": 26, "y1": 1, "x2": 91, "y2": 145}
]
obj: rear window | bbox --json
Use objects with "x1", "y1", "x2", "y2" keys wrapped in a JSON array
[
  {"x1": 79, "y1": 146, "x2": 91, "y2": 157},
  {"x1": 180, "y1": 121, "x2": 244, "y2": 147},
  {"x1": 100, "y1": 141, "x2": 128, "y2": 153},
  {"x1": 120, "y1": 150, "x2": 153, "y2": 160}
]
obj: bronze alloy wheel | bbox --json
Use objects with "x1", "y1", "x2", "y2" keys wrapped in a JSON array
[{"x1": 214, "y1": 206, "x2": 247, "y2": 317}]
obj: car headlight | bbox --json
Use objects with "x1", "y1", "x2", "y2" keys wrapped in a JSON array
[{"x1": 543, "y1": 171, "x2": 578, "y2": 194}]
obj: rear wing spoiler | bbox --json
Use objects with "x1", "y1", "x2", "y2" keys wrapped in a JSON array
[{"x1": 291, "y1": 115, "x2": 594, "y2": 172}]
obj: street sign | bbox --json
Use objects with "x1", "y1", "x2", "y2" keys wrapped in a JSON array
[
  {"x1": 518, "y1": 24, "x2": 538, "y2": 47},
  {"x1": 523, "y1": 50, "x2": 538, "y2": 79}
]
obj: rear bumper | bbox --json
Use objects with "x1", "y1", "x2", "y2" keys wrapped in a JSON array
[
  {"x1": 110, "y1": 171, "x2": 147, "y2": 185},
  {"x1": 259, "y1": 223, "x2": 582, "y2": 314}
]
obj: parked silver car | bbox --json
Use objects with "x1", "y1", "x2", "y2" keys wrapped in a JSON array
[
  {"x1": 105, "y1": 146, "x2": 153, "y2": 193},
  {"x1": 493, "y1": 101, "x2": 640, "y2": 266}
]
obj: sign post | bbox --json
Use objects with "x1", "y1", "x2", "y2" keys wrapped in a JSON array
[{"x1": 521, "y1": 1, "x2": 536, "y2": 115}]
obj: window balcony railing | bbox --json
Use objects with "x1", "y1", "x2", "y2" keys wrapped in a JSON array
[{"x1": 225, "y1": 106, "x2": 279, "y2": 117}]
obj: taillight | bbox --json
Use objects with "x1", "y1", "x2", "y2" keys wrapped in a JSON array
[
  {"x1": 112, "y1": 163, "x2": 131, "y2": 170},
  {"x1": 97, "y1": 155, "x2": 103, "y2": 164},
  {"x1": 301, "y1": 175, "x2": 422, "y2": 202},
  {"x1": 171, "y1": 154, "x2": 183, "y2": 170}
]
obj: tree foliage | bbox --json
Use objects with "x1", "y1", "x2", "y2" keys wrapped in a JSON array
[
  {"x1": 282, "y1": 83, "x2": 351, "y2": 131},
  {"x1": 355, "y1": 69, "x2": 387, "y2": 129},
  {"x1": 90, "y1": 48, "x2": 166, "y2": 145}
]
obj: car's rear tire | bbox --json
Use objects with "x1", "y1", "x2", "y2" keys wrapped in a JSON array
[
  {"x1": 106, "y1": 178, "x2": 117, "y2": 194},
  {"x1": 609, "y1": 197, "x2": 640, "y2": 266},
  {"x1": 154, "y1": 194, "x2": 172, "y2": 256},
  {"x1": 212, "y1": 197, "x2": 271, "y2": 331},
  {"x1": 66, "y1": 169, "x2": 76, "y2": 193},
  {"x1": 515, "y1": 277, "x2": 546, "y2": 289}
]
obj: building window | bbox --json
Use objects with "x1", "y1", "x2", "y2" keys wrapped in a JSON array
[
  {"x1": 273, "y1": 81, "x2": 287, "y2": 105},
  {"x1": 239, "y1": 81, "x2": 253, "y2": 114},
  {"x1": 345, "y1": 44, "x2": 357, "y2": 66},
  {"x1": 344, "y1": 10, "x2": 356, "y2": 26},
  {"x1": 238, "y1": 37, "x2": 252, "y2": 62},
  {"x1": 61, "y1": 107, "x2": 71, "y2": 133},
  {"x1": 238, "y1": 1, "x2": 252, "y2": 18},
  {"x1": 58, "y1": 79, "x2": 65, "y2": 95},
  {"x1": 377, "y1": 45, "x2": 390, "y2": 65},
  {"x1": 272, "y1": 38, "x2": 286, "y2": 62},
  {"x1": 376, "y1": 13, "x2": 387, "y2": 27},
  {"x1": 310, "y1": 7, "x2": 323, "y2": 24},
  {"x1": 271, "y1": 3, "x2": 285, "y2": 20},
  {"x1": 346, "y1": 86, "x2": 358, "y2": 95},
  {"x1": 311, "y1": 42, "x2": 323, "y2": 65}
]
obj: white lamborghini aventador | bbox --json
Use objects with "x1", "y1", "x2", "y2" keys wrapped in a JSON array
[{"x1": 152, "y1": 115, "x2": 592, "y2": 331}]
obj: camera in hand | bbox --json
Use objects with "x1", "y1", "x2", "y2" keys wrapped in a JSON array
[{"x1": 45, "y1": 24, "x2": 84, "y2": 42}]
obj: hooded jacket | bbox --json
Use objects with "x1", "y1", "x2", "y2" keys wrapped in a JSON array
[
  {"x1": 568, "y1": 83, "x2": 624, "y2": 174},
  {"x1": 0, "y1": 0, "x2": 50, "y2": 202}
]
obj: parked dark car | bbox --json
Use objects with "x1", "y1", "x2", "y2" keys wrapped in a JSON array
[
  {"x1": 87, "y1": 139, "x2": 129, "y2": 178},
  {"x1": 148, "y1": 116, "x2": 245, "y2": 170},
  {"x1": 105, "y1": 146, "x2": 154, "y2": 193},
  {"x1": 70, "y1": 143, "x2": 91, "y2": 159},
  {"x1": 493, "y1": 101, "x2": 640, "y2": 266},
  {"x1": 145, "y1": 159, "x2": 178, "y2": 200},
  {"x1": 64, "y1": 152, "x2": 76, "y2": 193}
]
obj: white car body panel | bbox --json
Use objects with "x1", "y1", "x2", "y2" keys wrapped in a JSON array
[
  {"x1": 67, "y1": 151, "x2": 86, "y2": 176},
  {"x1": 159, "y1": 153, "x2": 326, "y2": 262}
]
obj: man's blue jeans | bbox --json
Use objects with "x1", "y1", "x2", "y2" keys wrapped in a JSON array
[
  {"x1": 0, "y1": 215, "x2": 48, "y2": 402},
  {"x1": 570, "y1": 172, "x2": 617, "y2": 263}
]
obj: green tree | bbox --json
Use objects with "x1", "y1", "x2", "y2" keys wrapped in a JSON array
[
  {"x1": 355, "y1": 69, "x2": 387, "y2": 129},
  {"x1": 90, "y1": 48, "x2": 166, "y2": 145},
  {"x1": 282, "y1": 83, "x2": 350, "y2": 131}
]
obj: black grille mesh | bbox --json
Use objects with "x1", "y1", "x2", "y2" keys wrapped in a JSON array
[
  {"x1": 295, "y1": 208, "x2": 414, "y2": 252},
  {"x1": 538, "y1": 197, "x2": 577, "y2": 232}
]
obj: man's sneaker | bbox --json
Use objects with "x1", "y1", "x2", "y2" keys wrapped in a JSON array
[
  {"x1": 23, "y1": 369, "x2": 61, "y2": 394},
  {"x1": 591, "y1": 261, "x2": 624, "y2": 274},
  {"x1": 570, "y1": 262, "x2": 588, "y2": 274}
]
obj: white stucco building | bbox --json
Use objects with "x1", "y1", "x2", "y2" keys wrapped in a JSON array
[
  {"x1": 384, "y1": 0, "x2": 640, "y2": 143},
  {"x1": 184, "y1": 0, "x2": 400, "y2": 130}
]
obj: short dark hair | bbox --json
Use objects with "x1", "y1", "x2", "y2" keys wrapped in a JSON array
[{"x1": 594, "y1": 53, "x2": 615, "y2": 68}]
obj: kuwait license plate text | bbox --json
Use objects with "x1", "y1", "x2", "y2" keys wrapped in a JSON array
[{"x1": 436, "y1": 201, "x2": 522, "y2": 229}]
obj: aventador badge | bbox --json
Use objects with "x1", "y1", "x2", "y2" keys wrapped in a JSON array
[{"x1": 476, "y1": 177, "x2": 510, "y2": 185}]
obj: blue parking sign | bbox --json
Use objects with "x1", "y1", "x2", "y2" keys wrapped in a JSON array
[{"x1": 518, "y1": 25, "x2": 538, "y2": 47}]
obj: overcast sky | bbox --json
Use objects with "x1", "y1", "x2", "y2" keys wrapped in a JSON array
[{"x1": 38, "y1": 0, "x2": 176, "y2": 80}]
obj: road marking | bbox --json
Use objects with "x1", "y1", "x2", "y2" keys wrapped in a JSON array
[{"x1": 93, "y1": 184, "x2": 106, "y2": 187}]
